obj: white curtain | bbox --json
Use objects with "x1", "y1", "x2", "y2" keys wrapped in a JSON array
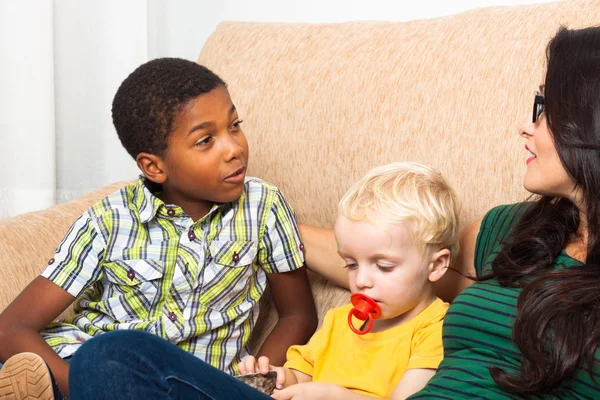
[{"x1": 0, "y1": 1, "x2": 147, "y2": 219}]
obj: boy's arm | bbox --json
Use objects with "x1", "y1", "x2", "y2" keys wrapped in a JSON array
[
  {"x1": 298, "y1": 224, "x2": 348, "y2": 289},
  {"x1": 0, "y1": 213, "x2": 106, "y2": 397},
  {"x1": 256, "y1": 267, "x2": 317, "y2": 365},
  {"x1": 0, "y1": 277, "x2": 75, "y2": 396},
  {"x1": 255, "y1": 188, "x2": 318, "y2": 365}
]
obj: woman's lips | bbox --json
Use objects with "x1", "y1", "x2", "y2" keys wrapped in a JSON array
[{"x1": 525, "y1": 145, "x2": 536, "y2": 164}]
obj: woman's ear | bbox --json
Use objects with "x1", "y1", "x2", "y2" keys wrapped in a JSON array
[
  {"x1": 427, "y1": 248, "x2": 452, "y2": 283},
  {"x1": 136, "y1": 152, "x2": 167, "y2": 184}
]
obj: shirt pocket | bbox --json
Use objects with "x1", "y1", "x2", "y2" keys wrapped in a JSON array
[
  {"x1": 200, "y1": 240, "x2": 257, "y2": 312},
  {"x1": 102, "y1": 258, "x2": 165, "y2": 322}
]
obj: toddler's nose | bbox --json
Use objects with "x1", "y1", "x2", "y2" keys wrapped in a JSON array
[{"x1": 354, "y1": 267, "x2": 374, "y2": 289}]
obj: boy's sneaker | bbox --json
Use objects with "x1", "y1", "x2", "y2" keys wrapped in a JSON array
[{"x1": 0, "y1": 352, "x2": 55, "y2": 399}]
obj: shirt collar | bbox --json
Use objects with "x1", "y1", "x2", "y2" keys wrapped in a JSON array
[
  {"x1": 132, "y1": 175, "x2": 234, "y2": 224},
  {"x1": 133, "y1": 176, "x2": 164, "y2": 223}
]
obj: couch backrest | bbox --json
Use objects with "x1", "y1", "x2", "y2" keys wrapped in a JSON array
[
  {"x1": 198, "y1": 0, "x2": 599, "y2": 228},
  {"x1": 196, "y1": 0, "x2": 600, "y2": 349}
]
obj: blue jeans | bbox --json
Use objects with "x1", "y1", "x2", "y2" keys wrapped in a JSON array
[{"x1": 69, "y1": 330, "x2": 273, "y2": 400}]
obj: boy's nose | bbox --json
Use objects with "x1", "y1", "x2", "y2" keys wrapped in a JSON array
[{"x1": 223, "y1": 135, "x2": 243, "y2": 160}]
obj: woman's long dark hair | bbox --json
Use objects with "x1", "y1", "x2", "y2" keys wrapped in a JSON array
[{"x1": 483, "y1": 26, "x2": 600, "y2": 395}]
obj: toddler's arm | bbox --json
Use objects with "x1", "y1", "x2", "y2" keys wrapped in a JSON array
[
  {"x1": 388, "y1": 368, "x2": 436, "y2": 399},
  {"x1": 273, "y1": 371, "x2": 435, "y2": 400},
  {"x1": 272, "y1": 383, "x2": 373, "y2": 400}
]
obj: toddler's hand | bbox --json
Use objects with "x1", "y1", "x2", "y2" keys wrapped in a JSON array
[
  {"x1": 239, "y1": 355, "x2": 269, "y2": 375},
  {"x1": 238, "y1": 355, "x2": 287, "y2": 390}
]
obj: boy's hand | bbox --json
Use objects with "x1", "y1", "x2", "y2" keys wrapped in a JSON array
[{"x1": 238, "y1": 355, "x2": 287, "y2": 389}]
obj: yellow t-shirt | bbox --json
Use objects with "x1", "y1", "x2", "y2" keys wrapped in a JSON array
[{"x1": 284, "y1": 297, "x2": 448, "y2": 398}]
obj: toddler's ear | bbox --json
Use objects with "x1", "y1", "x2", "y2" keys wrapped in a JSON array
[
  {"x1": 136, "y1": 152, "x2": 167, "y2": 184},
  {"x1": 427, "y1": 248, "x2": 451, "y2": 283}
]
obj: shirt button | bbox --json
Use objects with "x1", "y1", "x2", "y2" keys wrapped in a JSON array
[
  {"x1": 188, "y1": 231, "x2": 196, "y2": 241},
  {"x1": 167, "y1": 209, "x2": 175, "y2": 217},
  {"x1": 299, "y1": 243, "x2": 305, "y2": 252},
  {"x1": 48, "y1": 258, "x2": 55, "y2": 265},
  {"x1": 127, "y1": 269, "x2": 135, "y2": 281},
  {"x1": 169, "y1": 312, "x2": 177, "y2": 322},
  {"x1": 232, "y1": 252, "x2": 239, "y2": 263}
]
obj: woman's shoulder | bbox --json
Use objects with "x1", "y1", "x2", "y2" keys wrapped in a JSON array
[
  {"x1": 479, "y1": 202, "x2": 533, "y2": 235},
  {"x1": 471, "y1": 202, "x2": 533, "y2": 276}
]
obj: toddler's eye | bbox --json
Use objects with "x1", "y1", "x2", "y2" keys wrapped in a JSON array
[
  {"x1": 343, "y1": 263, "x2": 358, "y2": 270},
  {"x1": 377, "y1": 265, "x2": 394, "y2": 272}
]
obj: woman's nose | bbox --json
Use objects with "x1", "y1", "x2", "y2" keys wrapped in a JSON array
[{"x1": 518, "y1": 114, "x2": 534, "y2": 138}]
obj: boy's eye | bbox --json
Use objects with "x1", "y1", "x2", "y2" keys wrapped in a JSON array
[
  {"x1": 195, "y1": 136, "x2": 213, "y2": 146},
  {"x1": 377, "y1": 265, "x2": 395, "y2": 272},
  {"x1": 343, "y1": 263, "x2": 358, "y2": 270},
  {"x1": 231, "y1": 119, "x2": 244, "y2": 130}
]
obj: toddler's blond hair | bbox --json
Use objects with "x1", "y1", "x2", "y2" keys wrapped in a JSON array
[{"x1": 338, "y1": 162, "x2": 460, "y2": 261}]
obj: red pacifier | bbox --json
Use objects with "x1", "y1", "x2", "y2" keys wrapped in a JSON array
[{"x1": 347, "y1": 293, "x2": 381, "y2": 335}]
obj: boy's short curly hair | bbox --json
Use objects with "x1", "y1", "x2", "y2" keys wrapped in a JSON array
[
  {"x1": 112, "y1": 58, "x2": 225, "y2": 159},
  {"x1": 338, "y1": 162, "x2": 461, "y2": 261}
]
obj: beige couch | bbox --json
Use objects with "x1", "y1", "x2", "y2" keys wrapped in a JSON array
[{"x1": 1, "y1": 0, "x2": 599, "y2": 352}]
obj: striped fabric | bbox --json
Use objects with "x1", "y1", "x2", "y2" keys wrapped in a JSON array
[
  {"x1": 410, "y1": 203, "x2": 600, "y2": 399},
  {"x1": 40, "y1": 176, "x2": 304, "y2": 374}
]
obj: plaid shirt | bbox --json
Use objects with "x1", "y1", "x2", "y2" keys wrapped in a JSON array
[{"x1": 40, "y1": 176, "x2": 304, "y2": 373}]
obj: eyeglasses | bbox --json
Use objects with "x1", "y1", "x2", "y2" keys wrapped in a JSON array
[{"x1": 533, "y1": 91, "x2": 545, "y2": 123}]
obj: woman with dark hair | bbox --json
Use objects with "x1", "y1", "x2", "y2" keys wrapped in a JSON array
[{"x1": 302, "y1": 25, "x2": 600, "y2": 398}]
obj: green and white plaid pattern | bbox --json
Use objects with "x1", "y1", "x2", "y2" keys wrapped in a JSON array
[{"x1": 40, "y1": 176, "x2": 304, "y2": 374}]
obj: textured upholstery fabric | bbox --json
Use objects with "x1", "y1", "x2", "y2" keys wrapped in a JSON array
[{"x1": 1, "y1": 0, "x2": 599, "y2": 352}]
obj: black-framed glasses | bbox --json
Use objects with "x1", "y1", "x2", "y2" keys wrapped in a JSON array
[{"x1": 533, "y1": 91, "x2": 545, "y2": 123}]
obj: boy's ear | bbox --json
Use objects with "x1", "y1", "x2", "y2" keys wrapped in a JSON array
[
  {"x1": 427, "y1": 248, "x2": 451, "y2": 283},
  {"x1": 136, "y1": 152, "x2": 167, "y2": 184}
]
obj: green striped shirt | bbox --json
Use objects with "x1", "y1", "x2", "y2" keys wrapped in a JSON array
[
  {"x1": 40, "y1": 176, "x2": 304, "y2": 374},
  {"x1": 410, "y1": 203, "x2": 600, "y2": 399}
]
